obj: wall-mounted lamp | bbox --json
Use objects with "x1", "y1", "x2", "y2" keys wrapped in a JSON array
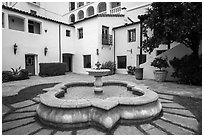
[
  {"x1": 127, "y1": 49, "x2": 132, "y2": 54},
  {"x1": 96, "y1": 48, "x2": 99, "y2": 55},
  {"x1": 13, "y1": 43, "x2": 18, "y2": 55},
  {"x1": 44, "y1": 47, "x2": 48, "y2": 56}
]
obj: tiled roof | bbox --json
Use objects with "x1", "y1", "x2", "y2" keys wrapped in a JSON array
[
  {"x1": 2, "y1": 5, "x2": 74, "y2": 27},
  {"x1": 112, "y1": 21, "x2": 140, "y2": 30},
  {"x1": 69, "y1": 14, "x2": 124, "y2": 25}
]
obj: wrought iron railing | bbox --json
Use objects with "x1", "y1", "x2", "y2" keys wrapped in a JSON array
[
  {"x1": 110, "y1": 6, "x2": 121, "y2": 14},
  {"x1": 102, "y1": 34, "x2": 112, "y2": 45}
]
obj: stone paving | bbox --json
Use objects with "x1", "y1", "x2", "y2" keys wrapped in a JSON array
[{"x1": 2, "y1": 73, "x2": 202, "y2": 135}]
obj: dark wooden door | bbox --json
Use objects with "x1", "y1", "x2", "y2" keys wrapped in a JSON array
[
  {"x1": 62, "y1": 54, "x2": 72, "y2": 72},
  {"x1": 25, "y1": 55, "x2": 35, "y2": 75}
]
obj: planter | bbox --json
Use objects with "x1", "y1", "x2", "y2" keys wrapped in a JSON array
[
  {"x1": 135, "y1": 68, "x2": 143, "y2": 80},
  {"x1": 154, "y1": 70, "x2": 168, "y2": 82}
]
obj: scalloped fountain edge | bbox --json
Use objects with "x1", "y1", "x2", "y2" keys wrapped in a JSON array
[{"x1": 36, "y1": 80, "x2": 162, "y2": 129}]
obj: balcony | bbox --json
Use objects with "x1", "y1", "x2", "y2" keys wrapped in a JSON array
[
  {"x1": 102, "y1": 34, "x2": 112, "y2": 45},
  {"x1": 110, "y1": 6, "x2": 121, "y2": 14}
]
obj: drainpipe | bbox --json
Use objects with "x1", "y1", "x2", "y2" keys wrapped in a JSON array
[
  {"x1": 59, "y1": 24, "x2": 61, "y2": 62},
  {"x1": 113, "y1": 29, "x2": 116, "y2": 74},
  {"x1": 139, "y1": 21, "x2": 143, "y2": 66}
]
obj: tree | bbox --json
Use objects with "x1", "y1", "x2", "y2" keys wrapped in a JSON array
[{"x1": 140, "y1": 2, "x2": 202, "y2": 58}]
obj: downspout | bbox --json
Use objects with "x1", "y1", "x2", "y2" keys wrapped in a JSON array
[
  {"x1": 59, "y1": 24, "x2": 61, "y2": 62},
  {"x1": 113, "y1": 29, "x2": 116, "y2": 74},
  {"x1": 139, "y1": 21, "x2": 143, "y2": 66}
]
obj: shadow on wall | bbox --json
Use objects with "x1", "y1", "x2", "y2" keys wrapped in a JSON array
[{"x1": 140, "y1": 43, "x2": 193, "y2": 81}]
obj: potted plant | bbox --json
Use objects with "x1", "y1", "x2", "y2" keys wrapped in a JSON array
[
  {"x1": 101, "y1": 61, "x2": 116, "y2": 75},
  {"x1": 127, "y1": 66, "x2": 136, "y2": 75},
  {"x1": 151, "y1": 57, "x2": 169, "y2": 82},
  {"x1": 127, "y1": 66, "x2": 133, "y2": 74}
]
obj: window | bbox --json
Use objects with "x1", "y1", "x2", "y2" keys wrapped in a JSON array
[
  {"x1": 78, "y1": 10, "x2": 84, "y2": 20},
  {"x1": 70, "y1": 2, "x2": 75, "y2": 11},
  {"x1": 77, "y1": 2, "x2": 84, "y2": 8},
  {"x1": 137, "y1": 54, "x2": 146, "y2": 65},
  {"x1": 102, "y1": 25, "x2": 112, "y2": 45},
  {"x1": 8, "y1": 15, "x2": 24, "y2": 31},
  {"x1": 69, "y1": 14, "x2": 75, "y2": 23},
  {"x1": 78, "y1": 28, "x2": 83, "y2": 39},
  {"x1": 128, "y1": 29, "x2": 136, "y2": 42},
  {"x1": 30, "y1": 10, "x2": 37, "y2": 15},
  {"x1": 28, "y1": 20, "x2": 40, "y2": 34},
  {"x1": 111, "y1": 2, "x2": 121, "y2": 8},
  {"x1": 83, "y1": 55, "x2": 91, "y2": 68},
  {"x1": 87, "y1": 6, "x2": 94, "y2": 17},
  {"x1": 2, "y1": 13, "x2": 4, "y2": 28},
  {"x1": 117, "y1": 56, "x2": 126, "y2": 69},
  {"x1": 66, "y1": 30, "x2": 70, "y2": 37},
  {"x1": 98, "y1": 2, "x2": 106, "y2": 13}
]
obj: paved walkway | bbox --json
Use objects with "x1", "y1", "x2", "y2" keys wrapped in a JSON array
[{"x1": 2, "y1": 73, "x2": 202, "y2": 135}]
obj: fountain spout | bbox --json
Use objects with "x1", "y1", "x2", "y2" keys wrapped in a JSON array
[{"x1": 95, "y1": 61, "x2": 101, "y2": 70}]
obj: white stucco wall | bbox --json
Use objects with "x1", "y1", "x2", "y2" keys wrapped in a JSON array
[
  {"x1": 2, "y1": 9, "x2": 74, "y2": 75},
  {"x1": 97, "y1": 16, "x2": 126, "y2": 65},
  {"x1": 69, "y1": 16, "x2": 127, "y2": 74},
  {"x1": 72, "y1": 18, "x2": 99, "y2": 74},
  {"x1": 114, "y1": 23, "x2": 141, "y2": 74},
  {"x1": 10, "y1": 2, "x2": 65, "y2": 22}
]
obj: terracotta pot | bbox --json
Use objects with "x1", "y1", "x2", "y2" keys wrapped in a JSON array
[
  {"x1": 135, "y1": 68, "x2": 143, "y2": 80},
  {"x1": 154, "y1": 70, "x2": 168, "y2": 82}
]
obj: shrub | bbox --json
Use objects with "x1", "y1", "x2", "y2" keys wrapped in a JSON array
[
  {"x1": 101, "y1": 61, "x2": 116, "y2": 75},
  {"x1": 19, "y1": 69, "x2": 29, "y2": 80},
  {"x1": 2, "y1": 68, "x2": 29, "y2": 82},
  {"x1": 2, "y1": 71, "x2": 13, "y2": 82},
  {"x1": 169, "y1": 54, "x2": 202, "y2": 85},
  {"x1": 39, "y1": 63, "x2": 66, "y2": 76},
  {"x1": 151, "y1": 57, "x2": 169, "y2": 71}
]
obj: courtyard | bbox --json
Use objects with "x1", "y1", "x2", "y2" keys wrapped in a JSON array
[{"x1": 2, "y1": 73, "x2": 202, "y2": 135}]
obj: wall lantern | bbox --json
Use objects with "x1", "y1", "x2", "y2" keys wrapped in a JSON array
[
  {"x1": 44, "y1": 47, "x2": 48, "y2": 56},
  {"x1": 13, "y1": 43, "x2": 18, "y2": 55},
  {"x1": 96, "y1": 48, "x2": 99, "y2": 55},
  {"x1": 127, "y1": 49, "x2": 132, "y2": 54}
]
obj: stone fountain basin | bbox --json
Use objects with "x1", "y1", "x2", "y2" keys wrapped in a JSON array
[
  {"x1": 86, "y1": 69, "x2": 110, "y2": 77},
  {"x1": 36, "y1": 80, "x2": 162, "y2": 129}
]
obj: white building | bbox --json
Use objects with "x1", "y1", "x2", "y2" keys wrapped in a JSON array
[{"x1": 2, "y1": 2, "x2": 194, "y2": 80}]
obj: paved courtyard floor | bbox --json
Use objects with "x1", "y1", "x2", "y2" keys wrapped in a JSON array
[{"x1": 2, "y1": 73, "x2": 202, "y2": 135}]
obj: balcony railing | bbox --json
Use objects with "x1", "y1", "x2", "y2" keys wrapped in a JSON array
[
  {"x1": 110, "y1": 6, "x2": 121, "y2": 14},
  {"x1": 102, "y1": 34, "x2": 112, "y2": 45},
  {"x1": 28, "y1": 2, "x2": 40, "y2": 7}
]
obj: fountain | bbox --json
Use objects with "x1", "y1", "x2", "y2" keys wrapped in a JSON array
[
  {"x1": 36, "y1": 61, "x2": 162, "y2": 130},
  {"x1": 86, "y1": 61, "x2": 110, "y2": 94}
]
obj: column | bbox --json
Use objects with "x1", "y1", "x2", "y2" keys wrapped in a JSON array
[
  {"x1": 4, "y1": 12, "x2": 8, "y2": 29},
  {"x1": 106, "y1": 2, "x2": 111, "y2": 14},
  {"x1": 24, "y1": 18, "x2": 28, "y2": 32}
]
